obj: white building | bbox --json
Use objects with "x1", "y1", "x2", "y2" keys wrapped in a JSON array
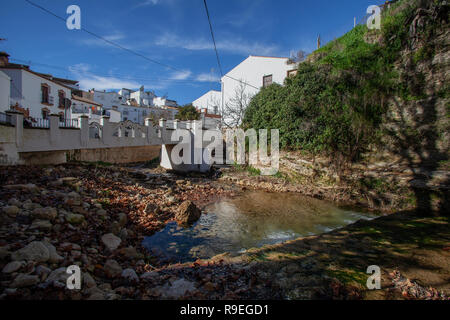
[
  {"x1": 91, "y1": 90, "x2": 123, "y2": 109},
  {"x1": 0, "y1": 70, "x2": 11, "y2": 112},
  {"x1": 130, "y1": 86, "x2": 156, "y2": 107},
  {"x1": 192, "y1": 90, "x2": 221, "y2": 115},
  {"x1": 0, "y1": 63, "x2": 74, "y2": 121},
  {"x1": 194, "y1": 55, "x2": 298, "y2": 127},
  {"x1": 105, "y1": 108, "x2": 121, "y2": 123},
  {"x1": 153, "y1": 97, "x2": 177, "y2": 108},
  {"x1": 71, "y1": 95, "x2": 103, "y2": 124},
  {"x1": 89, "y1": 87, "x2": 179, "y2": 125}
]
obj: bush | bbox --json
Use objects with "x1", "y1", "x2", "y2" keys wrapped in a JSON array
[{"x1": 243, "y1": 0, "x2": 422, "y2": 170}]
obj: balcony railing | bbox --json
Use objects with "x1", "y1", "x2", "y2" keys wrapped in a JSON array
[
  {"x1": 27, "y1": 118, "x2": 50, "y2": 129},
  {"x1": 59, "y1": 119, "x2": 79, "y2": 129}
]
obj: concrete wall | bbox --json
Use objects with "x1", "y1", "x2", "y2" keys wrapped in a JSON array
[
  {"x1": 0, "y1": 125, "x2": 18, "y2": 165},
  {"x1": 69, "y1": 145, "x2": 161, "y2": 164},
  {"x1": 0, "y1": 113, "x2": 218, "y2": 172}
]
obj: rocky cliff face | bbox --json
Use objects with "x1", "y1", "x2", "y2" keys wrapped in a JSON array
[{"x1": 378, "y1": 0, "x2": 449, "y2": 213}]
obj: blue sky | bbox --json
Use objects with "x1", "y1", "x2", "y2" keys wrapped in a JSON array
[{"x1": 0, "y1": 0, "x2": 381, "y2": 105}]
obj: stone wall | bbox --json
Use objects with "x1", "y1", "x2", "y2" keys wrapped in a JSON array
[{"x1": 68, "y1": 145, "x2": 161, "y2": 164}]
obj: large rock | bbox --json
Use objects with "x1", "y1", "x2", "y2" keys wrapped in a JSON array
[
  {"x1": 46, "y1": 267, "x2": 70, "y2": 286},
  {"x1": 10, "y1": 274, "x2": 40, "y2": 288},
  {"x1": 30, "y1": 219, "x2": 53, "y2": 231},
  {"x1": 41, "y1": 241, "x2": 64, "y2": 264},
  {"x1": 175, "y1": 201, "x2": 201, "y2": 226},
  {"x1": 32, "y1": 207, "x2": 57, "y2": 220},
  {"x1": 83, "y1": 272, "x2": 97, "y2": 288},
  {"x1": 2, "y1": 206, "x2": 20, "y2": 217},
  {"x1": 101, "y1": 234, "x2": 121, "y2": 251},
  {"x1": 2, "y1": 261, "x2": 24, "y2": 274},
  {"x1": 121, "y1": 268, "x2": 139, "y2": 283},
  {"x1": 104, "y1": 260, "x2": 122, "y2": 278},
  {"x1": 119, "y1": 247, "x2": 140, "y2": 259},
  {"x1": 151, "y1": 278, "x2": 196, "y2": 299},
  {"x1": 11, "y1": 241, "x2": 50, "y2": 263},
  {"x1": 65, "y1": 213, "x2": 85, "y2": 225}
]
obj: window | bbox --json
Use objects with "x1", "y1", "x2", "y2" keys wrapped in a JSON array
[
  {"x1": 58, "y1": 90, "x2": 65, "y2": 108},
  {"x1": 41, "y1": 84, "x2": 50, "y2": 104},
  {"x1": 42, "y1": 108, "x2": 49, "y2": 120},
  {"x1": 287, "y1": 70, "x2": 298, "y2": 78},
  {"x1": 263, "y1": 75, "x2": 273, "y2": 88}
]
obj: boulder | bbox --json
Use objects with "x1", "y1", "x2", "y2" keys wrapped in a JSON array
[
  {"x1": 152, "y1": 278, "x2": 196, "y2": 299},
  {"x1": 41, "y1": 241, "x2": 64, "y2": 264},
  {"x1": 2, "y1": 206, "x2": 20, "y2": 217},
  {"x1": 35, "y1": 265, "x2": 52, "y2": 279},
  {"x1": 11, "y1": 241, "x2": 50, "y2": 263},
  {"x1": 32, "y1": 207, "x2": 57, "y2": 220},
  {"x1": 30, "y1": 219, "x2": 53, "y2": 231},
  {"x1": 83, "y1": 272, "x2": 97, "y2": 288},
  {"x1": 10, "y1": 274, "x2": 40, "y2": 288},
  {"x1": 175, "y1": 201, "x2": 201, "y2": 226},
  {"x1": 46, "y1": 267, "x2": 70, "y2": 286},
  {"x1": 104, "y1": 259, "x2": 122, "y2": 278},
  {"x1": 2, "y1": 261, "x2": 24, "y2": 274},
  {"x1": 65, "y1": 213, "x2": 85, "y2": 225},
  {"x1": 119, "y1": 247, "x2": 140, "y2": 259},
  {"x1": 101, "y1": 234, "x2": 121, "y2": 252},
  {"x1": 121, "y1": 268, "x2": 139, "y2": 283}
]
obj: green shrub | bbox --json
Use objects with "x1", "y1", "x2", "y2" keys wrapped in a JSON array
[{"x1": 243, "y1": 0, "x2": 424, "y2": 170}]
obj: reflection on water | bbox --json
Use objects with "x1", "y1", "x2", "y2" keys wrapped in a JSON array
[{"x1": 143, "y1": 191, "x2": 377, "y2": 263}]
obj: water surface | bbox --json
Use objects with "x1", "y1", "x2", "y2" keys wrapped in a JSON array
[{"x1": 143, "y1": 191, "x2": 376, "y2": 263}]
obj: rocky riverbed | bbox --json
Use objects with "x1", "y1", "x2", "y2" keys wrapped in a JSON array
[
  {"x1": 0, "y1": 163, "x2": 237, "y2": 300},
  {"x1": 0, "y1": 162, "x2": 448, "y2": 300}
]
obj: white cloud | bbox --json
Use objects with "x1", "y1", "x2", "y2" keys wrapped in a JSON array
[
  {"x1": 155, "y1": 32, "x2": 281, "y2": 56},
  {"x1": 68, "y1": 63, "x2": 167, "y2": 91},
  {"x1": 80, "y1": 32, "x2": 126, "y2": 47},
  {"x1": 170, "y1": 70, "x2": 192, "y2": 80},
  {"x1": 133, "y1": 0, "x2": 160, "y2": 8},
  {"x1": 195, "y1": 73, "x2": 220, "y2": 83}
]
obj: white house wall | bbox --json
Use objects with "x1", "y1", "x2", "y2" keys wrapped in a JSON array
[
  {"x1": 192, "y1": 90, "x2": 222, "y2": 114},
  {"x1": 2, "y1": 69, "x2": 22, "y2": 105},
  {"x1": 220, "y1": 56, "x2": 296, "y2": 125},
  {"x1": 0, "y1": 71, "x2": 11, "y2": 112},
  {"x1": 92, "y1": 91, "x2": 122, "y2": 109},
  {"x1": 1, "y1": 68, "x2": 72, "y2": 119}
]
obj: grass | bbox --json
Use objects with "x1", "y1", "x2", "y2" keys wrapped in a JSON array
[{"x1": 325, "y1": 268, "x2": 368, "y2": 287}]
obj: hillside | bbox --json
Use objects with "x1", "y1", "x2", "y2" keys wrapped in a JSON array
[{"x1": 242, "y1": 0, "x2": 449, "y2": 213}]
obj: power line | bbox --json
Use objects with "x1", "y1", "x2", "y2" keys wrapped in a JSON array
[
  {"x1": 9, "y1": 58, "x2": 218, "y2": 83},
  {"x1": 201, "y1": 0, "x2": 259, "y2": 90},
  {"x1": 24, "y1": 0, "x2": 259, "y2": 90},
  {"x1": 202, "y1": 0, "x2": 223, "y2": 77},
  {"x1": 24, "y1": 0, "x2": 183, "y2": 73}
]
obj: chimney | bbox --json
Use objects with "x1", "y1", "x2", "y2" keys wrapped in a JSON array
[{"x1": 0, "y1": 52, "x2": 10, "y2": 66}]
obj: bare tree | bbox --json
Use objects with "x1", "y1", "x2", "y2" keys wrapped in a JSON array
[
  {"x1": 287, "y1": 50, "x2": 307, "y2": 64},
  {"x1": 222, "y1": 81, "x2": 251, "y2": 128}
]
